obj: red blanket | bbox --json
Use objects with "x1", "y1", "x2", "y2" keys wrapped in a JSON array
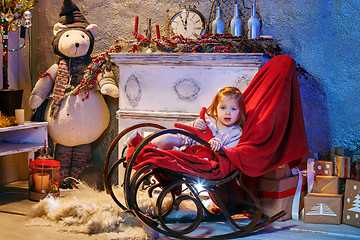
[{"x1": 127, "y1": 55, "x2": 308, "y2": 179}]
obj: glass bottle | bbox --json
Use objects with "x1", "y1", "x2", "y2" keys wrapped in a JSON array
[
  {"x1": 212, "y1": 6, "x2": 225, "y2": 34},
  {"x1": 230, "y1": 4, "x2": 242, "y2": 37},
  {"x1": 247, "y1": 3, "x2": 260, "y2": 39},
  {"x1": 146, "y1": 18, "x2": 151, "y2": 39}
]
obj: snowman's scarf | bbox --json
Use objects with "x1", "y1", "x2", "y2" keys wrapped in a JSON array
[
  {"x1": 49, "y1": 53, "x2": 111, "y2": 118},
  {"x1": 49, "y1": 59, "x2": 69, "y2": 118}
]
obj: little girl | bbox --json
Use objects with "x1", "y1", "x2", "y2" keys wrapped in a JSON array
[{"x1": 151, "y1": 87, "x2": 246, "y2": 151}]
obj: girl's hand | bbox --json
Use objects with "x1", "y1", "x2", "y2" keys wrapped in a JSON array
[
  {"x1": 209, "y1": 138, "x2": 222, "y2": 151},
  {"x1": 194, "y1": 119, "x2": 207, "y2": 130}
]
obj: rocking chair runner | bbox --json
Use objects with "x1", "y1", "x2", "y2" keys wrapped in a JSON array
[{"x1": 103, "y1": 55, "x2": 309, "y2": 239}]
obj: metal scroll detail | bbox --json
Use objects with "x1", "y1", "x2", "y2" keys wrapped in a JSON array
[
  {"x1": 173, "y1": 77, "x2": 201, "y2": 102},
  {"x1": 125, "y1": 74, "x2": 142, "y2": 107}
]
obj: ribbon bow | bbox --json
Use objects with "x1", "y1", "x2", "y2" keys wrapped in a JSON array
[{"x1": 290, "y1": 158, "x2": 316, "y2": 220}]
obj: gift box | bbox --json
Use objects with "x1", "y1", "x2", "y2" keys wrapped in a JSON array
[
  {"x1": 314, "y1": 160, "x2": 334, "y2": 176},
  {"x1": 331, "y1": 147, "x2": 351, "y2": 157},
  {"x1": 336, "y1": 156, "x2": 351, "y2": 178},
  {"x1": 312, "y1": 176, "x2": 341, "y2": 194},
  {"x1": 331, "y1": 147, "x2": 350, "y2": 175},
  {"x1": 258, "y1": 175, "x2": 306, "y2": 221},
  {"x1": 262, "y1": 164, "x2": 292, "y2": 180},
  {"x1": 304, "y1": 193, "x2": 343, "y2": 224},
  {"x1": 342, "y1": 179, "x2": 360, "y2": 227}
]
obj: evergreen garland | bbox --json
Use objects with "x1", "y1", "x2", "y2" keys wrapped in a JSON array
[{"x1": 111, "y1": 33, "x2": 282, "y2": 56}]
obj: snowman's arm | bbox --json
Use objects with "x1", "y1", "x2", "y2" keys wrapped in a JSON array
[
  {"x1": 29, "y1": 64, "x2": 59, "y2": 109},
  {"x1": 97, "y1": 69, "x2": 119, "y2": 98}
]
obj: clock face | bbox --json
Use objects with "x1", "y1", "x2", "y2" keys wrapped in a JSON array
[{"x1": 169, "y1": 9, "x2": 206, "y2": 39}]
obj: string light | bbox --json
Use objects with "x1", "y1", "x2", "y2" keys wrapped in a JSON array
[
  {"x1": 10, "y1": 43, "x2": 25, "y2": 52},
  {"x1": 0, "y1": 0, "x2": 35, "y2": 70}
]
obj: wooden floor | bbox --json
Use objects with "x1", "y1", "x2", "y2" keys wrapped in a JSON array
[{"x1": 1, "y1": 181, "x2": 360, "y2": 240}]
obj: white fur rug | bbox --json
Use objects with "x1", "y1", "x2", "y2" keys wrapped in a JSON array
[
  {"x1": 27, "y1": 183, "x2": 153, "y2": 239},
  {"x1": 26, "y1": 183, "x2": 212, "y2": 239}
]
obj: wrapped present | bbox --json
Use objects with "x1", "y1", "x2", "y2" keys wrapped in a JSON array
[
  {"x1": 312, "y1": 176, "x2": 342, "y2": 194},
  {"x1": 336, "y1": 156, "x2": 351, "y2": 178},
  {"x1": 262, "y1": 166, "x2": 285, "y2": 180},
  {"x1": 262, "y1": 164, "x2": 292, "y2": 180},
  {"x1": 304, "y1": 193, "x2": 343, "y2": 224},
  {"x1": 342, "y1": 179, "x2": 360, "y2": 227},
  {"x1": 331, "y1": 147, "x2": 351, "y2": 157},
  {"x1": 331, "y1": 147, "x2": 350, "y2": 175},
  {"x1": 314, "y1": 160, "x2": 334, "y2": 176},
  {"x1": 258, "y1": 175, "x2": 306, "y2": 221},
  {"x1": 284, "y1": 164, "x2": 293, "y2": 177}
]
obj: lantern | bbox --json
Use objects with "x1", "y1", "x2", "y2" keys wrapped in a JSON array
[{"x1": 28, "y1": 145, "x2": 60, "y2": 201}]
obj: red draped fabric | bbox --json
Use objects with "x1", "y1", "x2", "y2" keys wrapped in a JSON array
[
  {"x1": 224, "y1": 54, "x2": 309, "y2": 176},
  {"x1": 127, "y1": 55, "x2": 309, "y2": 180}
]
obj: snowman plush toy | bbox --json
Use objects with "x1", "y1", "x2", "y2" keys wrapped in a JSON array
[{"x1": 29, "y1": 0, "x2": 118, "y2": 189}]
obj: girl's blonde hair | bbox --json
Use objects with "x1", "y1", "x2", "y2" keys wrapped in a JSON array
[{"x1": 206, "y1": 87, "x2": 246, "y2": 128}]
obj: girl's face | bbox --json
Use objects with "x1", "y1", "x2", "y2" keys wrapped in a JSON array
[{"x1": 216, "y1": 95, "x2": 240, "y2": 129}]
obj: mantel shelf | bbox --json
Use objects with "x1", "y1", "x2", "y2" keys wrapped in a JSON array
[{"x1": 110, "y1": 52, "x2": 264, "y2": 67}]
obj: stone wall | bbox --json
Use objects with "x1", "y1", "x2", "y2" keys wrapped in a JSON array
[{"x1": 30, "y1": 0, "x2": 360, "y2": 168}]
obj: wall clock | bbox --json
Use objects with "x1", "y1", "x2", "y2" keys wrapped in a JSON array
[{"x1": 169, "y1": 8, "x2": 206, "y2": 39}]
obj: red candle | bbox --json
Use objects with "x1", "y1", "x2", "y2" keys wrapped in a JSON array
[
  {"x1": 156, "y1": 25, "x2": 160, "y2": 39},
  {"x1": 134, "y1": 16, "x2": 139, "y2": 35}
]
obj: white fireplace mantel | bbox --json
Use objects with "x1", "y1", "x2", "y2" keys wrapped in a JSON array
[
  {"x1": 110, "y1": 53, "x2": 263, "y2": 116},
  {"x1": 110, "y1": 52, "x2": 263, "y2": 182}
]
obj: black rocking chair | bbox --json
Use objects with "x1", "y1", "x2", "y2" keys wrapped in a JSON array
[{"x1": 103, "y1": 123, "x2": 286, "y2": 239}]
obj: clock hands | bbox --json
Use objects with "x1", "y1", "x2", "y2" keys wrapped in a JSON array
[
  {"x1": 179, "y1": 14, "x2": 187, "y2": 31},
  {"x1": 184, "y1": 12, "x2": 189, "y2": 31}
]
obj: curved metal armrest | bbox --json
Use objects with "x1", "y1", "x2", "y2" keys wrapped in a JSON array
[{"x1": 103, "y1": 123, "x2": 166, "y2": 194}]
